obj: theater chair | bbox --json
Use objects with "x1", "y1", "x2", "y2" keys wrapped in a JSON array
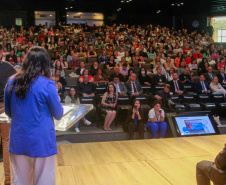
[
  {"x1": 79, "y1": 96, "x2": 98, "y2": 124},
  {"x1": 183, "y1": 84, "x2": 195, "y2": 95},
  {"x1": 197, "y1": 94, "x2": 216, "y2": 112},
  {"x1": 116, "y1": 96, "x2": 132, "y2": 127},
  {"x1": 170, "y1": 94, "x2": 185, "y2": 111},
  {"x1": 65, "y1": 69, "x2": 76, "y2": 77},
  {"x1": 95, "y1": 85, "x2": 107, "y2": 95},
  {"x1": 212, "y1": 94, "x2": 226, "y2": 117},
  {"x1": 141, "y1": 85, "x2": 152, "y2": 95},
  {"x1": 182, "y1": 94, "x2": 201, "y2": 111},
  {"x1": 87, "y1": 57, "x2": 98, "y2": 63},
  {"x1": 154, "y1": 85, "x2": 164, "y2": 92},
  {"x1": 65, "y1": 77, "x2": 79, "y2": 89}
]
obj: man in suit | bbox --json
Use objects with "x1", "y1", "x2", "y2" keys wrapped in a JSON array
[
  {"x1": 217, "y1": 67, "x2": 226, "y2": 85},
  {"x1": 196, "y1": 143, "x2": 226, "y2": 185},
  {"x1": 195, "y1": 75, "x2": 212, "y2": 94},
  {"x1": 169, "y1": 73, "x2": 185, "y2": 95},
  {"x1": 110, "y1": 75, "x2": 127, "y2": 96},
  {"x1": 204, "y1": 66, "x2": 216, "y2": 84},
  {"x1": 125, "y1": 73, "x2": 143, "y2": 96}
]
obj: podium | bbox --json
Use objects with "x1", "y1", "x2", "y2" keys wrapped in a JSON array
[{"x1": 55, "y1": 103, "x2": 93, "y2": 131}]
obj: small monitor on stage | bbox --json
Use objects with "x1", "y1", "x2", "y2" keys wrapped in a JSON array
[{"x1": 172, "y1": 115, "x2": 219, "y2": 136}]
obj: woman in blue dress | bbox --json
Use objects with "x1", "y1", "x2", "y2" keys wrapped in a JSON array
[{"x1": 4, "y1": 46, "x2": 63, "y2": 185}]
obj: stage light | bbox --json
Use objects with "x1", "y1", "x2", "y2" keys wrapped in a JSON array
[
  {"x1": 177, "y1": 4, "x2": 180, "y2": 6},
  {"x1": 50, "y1": 15, "x2": 52, "y2": 17},
  {"x1": 181, "y1": 2, "x2": 184, "y2": 5},
  {"x1": 65, "y1": 8, "x2": 68, "y2": 10},
  {"x1": 70, "y1": 7, "x2": 73, "y2": 8},
  {"x1": 171, "y1": 4, "x2": 175, "y2": 6},
  {"x1": 67, "y1": 15, "x2": 69, "y2": 17}
]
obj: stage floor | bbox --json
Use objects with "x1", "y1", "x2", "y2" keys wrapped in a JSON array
[{"x1": 1, "y1": 135, "x2": 225, "y2": 185}]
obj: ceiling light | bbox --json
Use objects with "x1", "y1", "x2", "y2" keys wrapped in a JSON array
[
  {"x1": 171, "y1": 4, "x2": 175, "y2": 6},
  {"x1": 181, "y1": 2, "x2": 184, "y2": 5},
  {"x1": 67, "y1": 15, "x2": 69, "y2": 17},
  {"x1": 126, "y1": 1, "x2": 129, "y2": 2},
  {"x1": 65, "y1": 8, "x2": 68, "y2": 10},
  {"x1": 50, "y1": 15, "x2": 52, "y2": 16},
  {"x1": 121, "y1": 0, "x2": 124, "y2": 2},
  {"x1": 70, "y1": 7, "x2": 73, "y2": 8}
]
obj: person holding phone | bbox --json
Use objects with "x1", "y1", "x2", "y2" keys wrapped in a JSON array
[
  {"x1": 127, "y1": 99, "x2": 144, "y2": 140},
  {"x1": 146, "y1": 100, "x2": 167, "y2": 139}
]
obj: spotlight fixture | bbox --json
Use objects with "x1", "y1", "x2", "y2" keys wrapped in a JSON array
[
  {"x1": 177, "y1": 4, "x2": 180, "y2": 6},
  {"x1": 126, "y1": 0, "x2": 129, "y2": 2},
  {"x1": 70, "y1": 6, "x2": 73, "y2": 8},
  {"x1": 65, "y1": 7, "x2": 68, "y2": 10},
  {"x1": 50, "y1": 15, "x2": 52, "y2": 16},
  {"x1": 121, "y1": 0, "x2": 124, "y2": 2},
  {"x1": 171, "y1": 4, "x2": 175, "y2": 6},
  {"x1": 67, "y1": 15, "x2": 69, "y2": 17},
  {"x1": 157, "y1": 10, "x2": 161, "y2": 13},
  {"x1": 181, "y1": 2, "x2": 184, "y2": 5}
]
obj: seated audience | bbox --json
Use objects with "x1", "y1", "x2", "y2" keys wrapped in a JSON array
[
  {"x1": 164, "y1": 57, "x2": 177, "y2": 70},
  {"x1": 217, "y1": 67, "x2": 226, "y2": 85},
  {"x1": 193, "y1": 49, "x2": 203, "y2": 59},
  {"x1": 6, "y1": 49, "x2": 17, "y2": 65},
  {"x1": 110, "y1": 75, "x2": 127, "y2": 96},
  {"x1": 69, "y1": 54, "x2": 80, "y2": 70},
  {"x1": 93, "y1": 68, "x2": 109, "y2": 85},
  {"x1": 146, "y1": 100, "x2": 167, "y2": 139},
  {"x1": 76, "y1": 61, "x2": 86, "y2": 76},
  {"x1": 125, "y1": 73, "x2": 143, "y2": 96},
  {"x1": 52, "y1": 60, "x2": 65, "y2": 78},
  {"x1": 127, "y1": 99, "x2": 144, "y2": 140},
  {"x1": 79, "y1": 69, "x2": 94, "y2": 83},
  {"x1": 90, "y1": 61, "x2": 99, "y2": 76},
  {"x1": 110, "y1": 66, "x2": 125, "y2": 82},
  {"x1": 169, "y1": 73, "x2": 185, "y2": 95},
  {"x1": 77, "y1": 75, "x2": 96, "y2": 97},
  {"x1": 153, "y1": 61, "x2": 166, "y2": 75},
  {"x1": 87, "y1": 46, "x2": 97, "y2": 58},
  {"x1": 210, "y1": 76, "x2": 226, "y2": 95},
  {"x1": 195, "y1": 75, "x2": 212, "y2": 94},
  {"x1": 101, "y1": 84, "x2": 118, "y2": 131},
  {"x1": 204, "y1": 67, "x2": 216, "y2": 84},
  {"x1": 64, "y1": 87, "x2": 91, "y2": 132},
  {"x1": 153, "y1": 67, "x2": 167, "y2": 85},
  {"x1": 179, "y1": 67, "x2": 194, "y2": 84},
  {"x1": 188, "y1": 58, "x2": 198, "y2": 71},
  {"x1": 138, "y1": 67, "x2": 152, "y2": 86},
  {"x1": 106, "y1": 55, "x2": 117, "y2": 70},
  {"x1": 99, "y1": 50, "x2": 110, "y2": 64},
  {"x1": 119, "y1": 63, "x2": 129, "y2": 77},
  {"x1": 165, "y1": 67, "x2": 175, "y2": 82}
]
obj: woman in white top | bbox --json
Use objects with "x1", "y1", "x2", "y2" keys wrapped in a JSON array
[
  {"x1": 210, "y1": 76, "x2": 226, "y2": 95},
  {"x1": 165, "y1": 67, "x2": 175, "y2": 82},
  {"x1": 188, "y1": 58, "x2": 198, "y2": 71}
]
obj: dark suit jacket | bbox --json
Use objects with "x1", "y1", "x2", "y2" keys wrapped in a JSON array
[
  {"x1": 169, "y1": 80, "x2": 185, "y2": 94},
  {"x1": 204, "y1": 73, "x2": 216, "y2": 84},
  {"x1": 109, "y1": 81, "x2": 127, "y2": 96},
  {"x1": 195, "y1": 81, "x2": 212, "y2": 94},
  {"x1": 217, "y1": 73, "x2": 226, "y2": 84},
  {"x1": 125, "y1": 81, "x2": 143, "y2": 95}
]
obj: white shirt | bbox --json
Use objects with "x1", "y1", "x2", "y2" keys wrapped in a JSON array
[{"x1": 148, "y1": 108, "x2": 165, "y2": 122}]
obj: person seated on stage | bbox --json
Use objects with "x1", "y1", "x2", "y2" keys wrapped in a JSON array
[
  {"x1": 204, "y1": 66, "x2": 216, "y2": 84},
  {"x1": 154, "y1": 84, "x2": 174, "y2": 112},
  {"x1": 217, "y1": 67, "x2": 226, "y2": 85},
  {"x1": 153, "y1": 61, "x2": 166, "y2": 75},
  {"x1": 77, "y1": 75, "x2": 96, "y2": 97},
  {"x1": 69, "y1": 54, "x2": 80, "y2": 70},
  {"x1": 110, "y1": 66, "x2": 125, "y2": 82},
  {"x1": 126, "y1": 99, "x2": 144, "y2": 140},
  {"x1": 93, "y1": 68, "x2": 109, "y2": 85},
  {"x1": 179, "y1": 67, "x2": 194, "y2": 84},
  {"x1": 79, "y1": 69, "x2": 94, "y2": 83},
  {"x1": 195, "y1": 74, "x2": 212, "y2": 94},
  {"x1": 110, "y1": 75, "x2": 127, "y2": 96},
  {"x1": 138, "y1": 67, "x2": 152, "y2": 86},
  {"x1": 101, "y1": 84, "x2": 118, "y2": 131},
  {"x1": 153, "y1": 67, "x2": 167, "y2": 85},
  {"x1": 76, "y1": 61, "x2": 86, "y2": 76},
  {"x1": 196, "y1": 143, "x2": 226, "y2": 185},
  {"x1": 210, "y1": 76, "x2": 226, "y2": 95},
  {"x1": 64, "y1": 87, "x2": 91, "y2": 132},
  {"x1": 146, "y1": 100, "x2": 167, "y2": 139},
  {"x1": 169, "y1": 72, "x2": 185, "y2": 95},
  {"x1": 125, "y1": 73, "x2": 143, "y2": 96}
]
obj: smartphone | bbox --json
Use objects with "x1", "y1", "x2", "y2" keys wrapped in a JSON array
[
  {"x1": 134, "y1": 106, "x2": 137, "y2": 111},
  {"x1": 159, "y1": 110, "x2": 162, "y2": 113}
]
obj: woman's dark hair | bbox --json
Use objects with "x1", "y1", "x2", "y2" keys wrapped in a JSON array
[
  {"x1": 107, "y1": 83, "x2": 116, "y2": 93},
  {"x1": 153, "y1": 100, "x2": 162, "y2": 107},
  {"x1": 128, "y1": 68, "x2": 135, "y2": 76},
  {"x1": 10, "y1": 46, "x2": 51, "y2": 99},
  {"x1": 139, "y1": 67, "x2": 147, "y2": 76},
  {"x1": 132, "y1": 99, "x2": 140, "y2": 109},
  {"x1": 82, "y1": 68, "x2": 90, "y2": 76},
  {"x1": 169, "y1": 67, "x2": 175, "y2": 74},
  {"x1": 69, "y1": 87, "x2": 78, "y2": 100},
  {"x1": 55, "y1": 60, "x2": 63, "y2": 71}
]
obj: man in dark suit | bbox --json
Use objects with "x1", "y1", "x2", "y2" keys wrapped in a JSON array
[
  {"x1": 195, "y1": 75, "x2": 212, "y2": 94},
  {"x1": 217, "y1": 67, "x2": 226, "y2": 85},
  {"x1": 204, "y1": 66, "x2": 216, "y2": 84},
  {"x1": 125, "y1": 73, "x2": 143, "y2": 96},
  {"x1": 196, "y1": 143, "x2": 226, "y2": 185},
  {"x1": 110, "y1": 75, "x2": 127, "y2": 96},
  {"x1": 169, "y1": 73, "x2": 185, "y2": 95}
]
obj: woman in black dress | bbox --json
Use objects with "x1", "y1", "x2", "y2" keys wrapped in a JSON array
[{"x1": 101, "y1": 84, "x2": 118, "y2": 131}]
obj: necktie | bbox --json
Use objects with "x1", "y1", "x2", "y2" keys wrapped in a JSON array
[
  {"x1": 115, "y1": 83, "x2": 119, "y2": 93},
  {"x1": 222, "y1": 74, "x2": 226, "y2": 82},
  {"x1": 202, "y1": 82, "x2": 206, "y2": 90},
  {"x1": 209, "y1": 73, "x2": 213, "y2": 80},
  {"x1": 133, "y1": 83, "x2": 137, "y2": 93},
  {"x1": 174, "y1": 81, "x2": 179, "y2": 91}
]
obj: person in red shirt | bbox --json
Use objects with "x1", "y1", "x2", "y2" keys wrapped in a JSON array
[
  {"x1": 17, "y1": 33, "x2": 25, "y2": 43},
  {"x1": 185, "y1": 53, "x2": 193, "y2": 65},
  {"x1": 193, "y1": 49, "x2": 203, "y2": 59},
  {"x1": 183, "y1": 45, "x2": 192, "y2": 55},
  {"x1": 38, "y1": 31, "x2": 46, "y2": 41}
]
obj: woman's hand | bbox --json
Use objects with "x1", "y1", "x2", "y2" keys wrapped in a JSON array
[{"x1": 132, "y1": 108, "x2": 136, "y2": 114}]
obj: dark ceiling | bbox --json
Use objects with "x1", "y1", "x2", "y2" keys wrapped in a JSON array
[{"x1": 0, "y1": 0, "x2": 226, "y2": 16}]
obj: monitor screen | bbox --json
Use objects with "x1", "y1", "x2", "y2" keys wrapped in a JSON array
[{"x1": 173, "y1": 115, "x2": 217, "y2": 136}]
